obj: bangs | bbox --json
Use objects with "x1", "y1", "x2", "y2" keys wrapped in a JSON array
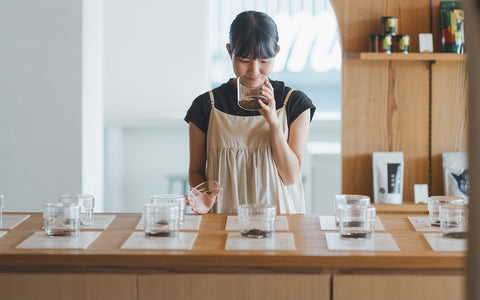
[{"x1": 231, "y1": 28, "x2": 277, "y2": 59}]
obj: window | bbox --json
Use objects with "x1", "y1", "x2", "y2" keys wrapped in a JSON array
[{"x1": 209, "y1": 0, "x2": 342, "y2": 117}]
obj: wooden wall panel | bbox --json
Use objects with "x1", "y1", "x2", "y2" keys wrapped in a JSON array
[
  {"x1": 139, "y1": 274, "x2": 330, "y2": 300},
  {"x1": 342, "y1": 60, "x2": 430, "y2": 203},
  {"x1": 431, "y1": 61, "x2": 468, "y2": 196},
  {"x1": 332, "y1": 0, "x2": 430, "y2": 52},
  {"x1": 333, "y1": 274, "x2": 465, "y2": 300},
  {"x1": 0, "y1": 273, "x2": 138, "y2": 300}
]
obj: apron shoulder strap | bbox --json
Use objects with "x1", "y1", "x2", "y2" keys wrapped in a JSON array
[
  {"x1": 208, "y1": 90, "x2": 215, "y2": 107},
  {"x1": 283, "y1": 89, "x2": 295, "y2": 108}
]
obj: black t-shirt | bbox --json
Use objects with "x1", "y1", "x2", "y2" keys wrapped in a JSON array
[{"x1": 184, "y1": 78, "x2": 316, "y2": 134}]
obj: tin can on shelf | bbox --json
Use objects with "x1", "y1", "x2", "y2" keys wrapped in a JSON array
[
  {"x1": 378, "y1": 34, "x2": 392, "y2": 53},
  {"x1": 381, "y1": 16, "x2": 398, "y2": 35},
  {"x1": 368, "y1": 34, "x2": 378, "y2": 52},
  {"x1": 440, "y1": 1, "x2": 464, "y2": 53},
  {"x1": 393, "y1": 35, "x2": 410, "y2": 53}
]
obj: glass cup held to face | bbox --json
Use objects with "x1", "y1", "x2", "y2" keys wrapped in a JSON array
[
  {"x1": 334, "y1": 194, "x2": 370, "y2": 226},
  {"x1": 59, "y1": 194, "x2": 95, "y2": 226},
  {"x1": 239, "y1": 204, "x2": 276, "y2": 239},
  {"x1": 338, "y1": 204, "x2": 376, "y2": 239},
  {"x1": 440, "y1": 203, "x2": 468, "y2": 239},
  {"x1": 186, "y1": 180, "x2": 223, "y2": 215},
  {"x1": 427, "y1": 196, "x2": 464, "y2": 226},
  {"x1": 150, "y1": 194, "x2": 186, "y2": 224},
  {"x1": 143, "y1": 203, "x2": 180, "y2": 237},
  {"x1": 237, "y1": 75, "x2": 268, "y2": 111}
]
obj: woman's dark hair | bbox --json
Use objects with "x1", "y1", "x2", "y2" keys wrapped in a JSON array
[{"x1": 229, "y1": 11, "x2": 279, "y2": 59}]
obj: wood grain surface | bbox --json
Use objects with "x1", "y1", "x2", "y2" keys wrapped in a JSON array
[{"x1": 0, "y1": 213, "x2": 465, "y2": 271}]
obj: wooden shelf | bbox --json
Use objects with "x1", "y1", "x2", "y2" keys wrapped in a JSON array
[{"x1": 344, "y1": 52, "x2": 467, "y2": 61}]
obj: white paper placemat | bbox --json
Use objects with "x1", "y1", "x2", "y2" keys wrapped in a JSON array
[
  {"x1": 423, "y1": 233, "x2": 467, "y2": 251},
  {"x1": 0, "y1": 231, "x2": 7, "y2": 238},
  {"x1": 408, "y1": 216, "x2": 441, "y2": 232},
  {"x1": 121, "y1": 232, "x2": 198, "y2": 250},
  {"x1": 325, "y1": 232, "x2": 399, "y2": 251},
  {"x1": 225, "y1": 232, "x2": 295, "y2": 251},
  {"x1": 319, "y1": 215, "x2": 385, "y2": 231},
  {"x1": 0, "y1": 214, "x2": 31, "y2": 229},
  {"x1": 135, "y1": 215, "x2": 202, "y2": 231},
  {"x1": 80, "y1": 214, "x2": 116, "y2": 230},
  {"x1": 225, "y1": 216, "x2": 289, "y2": 231},
  {"x1": 16, "y1": 231, "x2": 101, "y2": 250}
]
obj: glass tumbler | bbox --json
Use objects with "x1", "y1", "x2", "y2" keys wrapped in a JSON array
[
  {"x1": 237, "y1": 76, "x2": 268, "y2": 111},
  {"x1": 334, "y1": 194, "x2": 370, "y2": 226},
  {"x1": 43, "y1": 203, "x2": 80, "y2": 236},
  {"x1": 59, "y1": 194, "x2": 95, "y2": 226},
  {"x1": 428, "y1": 196, "x2": 464, "y2": 226},
  {"x1": 151, "y1": 194, "x2": 185, "y2": 224},
  {"x1": 144, "y1": 203, "x2": 180, "y2": 237},
  {"x1": 187, "y1": 180, "x2": 223, "y2": 214},
  {"x1": 238, "y1": 204, "x2": 276, "y2": 238},
  {"x1": 338, "y1": 204, "x2": 376, "y2": 239},
  {"x1": 440, "y1": 203, "x2": 468, "y2": 239}
]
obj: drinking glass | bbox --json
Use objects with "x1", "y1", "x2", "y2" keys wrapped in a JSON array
[
  {"x1": 238, "y1": 204, "x2": 276, "y2": 238},
  {"x1": 440, "y1": 203, "x2": 468, "y2": 239},
  {"x1": 237, "y1": 76, "x2": 268, "y2": 111},
  {"x1": 43, "y1": 203, "x2": 80, "y2": 236},
  {"x1": 151, "y1": 194, "x2": 186, "y2": 224},
  {"x1": 144, "y1": 203, "x2": 180, "y2": 237},
  {"x1": 334, "y1": 194, "x2": 370, "y2": 226},
  {"x1": 428, "y1": 196, "x2": 464, "y2": 226},
  {"x1": 338, "y1": 204, "x2": 376, "y2": 239},
  {"x1": 187, "y1": 180, "x2": 222, "y2": 214},
  {"x1": 59, "y1": 194, "x2": 95, "y2": 226}
]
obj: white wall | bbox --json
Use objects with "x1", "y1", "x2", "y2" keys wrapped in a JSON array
[
  {"x1": 0, "y1": 0, "x2": 103, "y2": 212},
  {"x1": 104, "y1": 0, "x2": 210, "y2": 123}
]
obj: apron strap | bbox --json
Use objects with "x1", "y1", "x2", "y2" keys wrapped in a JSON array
[
  {"x1": 208, "y1": 90, "x2": 215, "y2": 107},
  {"x1": 283, "y1": 89, "x2": 295, "y2": 108}
]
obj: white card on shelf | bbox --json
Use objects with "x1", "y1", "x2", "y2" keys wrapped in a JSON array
[
  {"x1": 0, "y1": 214, "x2": 31, "y2": 230},
  {"x1": 423, "y1": 233, "x2": 467, "y2": 251},
  {"x1": 16, "y1": 231, "x2": 101, "y2": 250},
  {"x1": 121, "y1": 232, "x2": 198, "y2": 250},
  {"x1": 0, "y1": 231, "x2": 6, "y2": 238},
  {"x1": 80, "y1": 214, "x2": 116, "y2": 230},
  {"x1": 225, "y1": 215, "x2": 289, "y2": 231},
  {"x1": 135, "y1": 215, "x2": 202, "y2": 231},
  {"x1": 325, "y1": 232, "x2": 399, "y2": 251},
  {"x1": 319, "y1": 215, "x2": 385, "y2": 231},
  {"x1": 408, "y1": 216, "x2": 441, "y2": 232},
  {"x1": 225, "y1": 232, "x2": 295, "y2": 251}
]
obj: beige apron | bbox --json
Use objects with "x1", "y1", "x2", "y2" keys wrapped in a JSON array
[{"x1": 206, "y1": 89, "x2": 305, "y2": 214}]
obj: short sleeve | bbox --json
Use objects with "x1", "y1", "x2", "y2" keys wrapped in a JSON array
[
  {"x1": 184, "y1": 92, "x2": 212, "y2": 134},
  {"x1": 286, "y1": 90, "x2": 316, "y2": 126}
]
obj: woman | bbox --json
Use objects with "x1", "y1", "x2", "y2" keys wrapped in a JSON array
[{"x1": 185, "y1": 11, "x2": 316, "y2": 214}]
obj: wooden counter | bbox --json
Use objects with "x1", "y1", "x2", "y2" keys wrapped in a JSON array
[{"x1": 0, "y1": 213, "x2": 466, "y2": 300}]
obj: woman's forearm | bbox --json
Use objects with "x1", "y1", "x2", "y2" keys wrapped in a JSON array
[
  {"x1": 269, "y1": 124, "x2": 302, "y2": 185},
  {"x1": 269, "y1": 110, "x2": 311, "y2": 186}
]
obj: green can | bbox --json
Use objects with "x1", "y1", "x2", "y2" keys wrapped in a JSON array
[
  {"x1": 381, "y1": 16, "x2": 398, "y2": 35},
  {"x1": 393, "y1": 35, "x2": 410, "y2": 53},
  {"x1": 378, "y1": 34, "x2": 392, "y2": 54},
  {"x1": 440, "y1": 1, "x2": 464, "y2": 53}
]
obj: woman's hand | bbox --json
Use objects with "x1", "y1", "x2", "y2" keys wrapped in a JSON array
[{"x1": 258, "y1": 80, "x2": 280, "y2": 129}]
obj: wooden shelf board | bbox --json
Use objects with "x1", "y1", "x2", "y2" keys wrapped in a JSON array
[{"x1": 344, "y1": 52, "x2": 467, "y2": 61}]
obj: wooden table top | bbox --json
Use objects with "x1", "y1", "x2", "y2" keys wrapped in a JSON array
[{"x1": 0, "y1": 212, "x2": 465, "y2": 271}]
